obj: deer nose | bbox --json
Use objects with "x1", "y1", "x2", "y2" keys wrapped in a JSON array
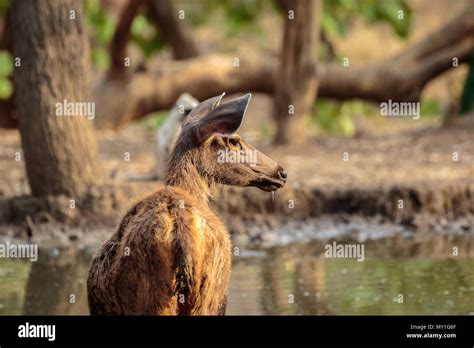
[{"x1": 278, "y1": 169, "x2": 287, "y2": 182}]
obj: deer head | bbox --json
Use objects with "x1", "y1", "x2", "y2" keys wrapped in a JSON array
[{"x1": 166, "y1": 93, "x2": 287, "y2": 200}]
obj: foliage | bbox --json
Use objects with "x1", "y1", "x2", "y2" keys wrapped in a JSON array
[
  {"x1": 312, "y1": 99, "x2": 375, "y2": 136},
  {"x1": 460, "y1": 51, "x2": 474, "y2": 114},
  {"x1": 130, "y1": 14, "x2": 164, "y2": 58},
  {"x1": 420, "y1": 99, "x2": 440, "y2": 117},
  {"x1": 215, "y1": 0, "x2": 270, "y2": 36},
  {"x1": 259, "y1": 122, "x2": 273, "y2": 139},
  {"x1": 85, "y1": 0, "x2": 116, "y2": 70},
  {"x1": 312, "y1": 97, "x2": 442, "y2": 136},
  {"x1": 322, "y1": 0, "x2": 412, "y2": 38},
  {"x1": 185, "y1": 0, "x2": 412, "y2": 39},
  {"x1": 82, "y1": 0, "x2": 412, "y2": 70},
  {"x1": 0, "y1": 50, "x2": 13, "y2": 99},
  {"x1": 0, "y1": 0, "x2": 9, "y2": 16},
  {"x1": 139, "y1": 111, "x2": 169, "y2": 131},
  {"x1": 85, "y1": 0, "x2": 164, "y2": 70},
  {"x1": 176, "y1": 0, "x2": 274, "y2": 37},
  {"x1": 0, "y1": 0, "x2": 12, "y2": 99}
]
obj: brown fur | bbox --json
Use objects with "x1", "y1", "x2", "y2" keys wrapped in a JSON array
[{"x1": 87, "y1": 94, "x2": 286, "y2": 315}]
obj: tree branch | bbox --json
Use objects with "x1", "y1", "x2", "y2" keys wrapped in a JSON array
[
  {"x1": 108, "y1": 0, "x2": 147, "y2": 77},
  {"x1": 148, "y1": 0, "x2": 199, "y2": 60}
]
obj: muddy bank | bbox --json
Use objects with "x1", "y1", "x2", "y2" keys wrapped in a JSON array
[
  {"x1": 0, "y1": 180, "x2": 473, "y2": 249},
  {"x1": 1, "y1": 178, "x2": 473, "y2": 223},
  {"x1": 217, "y1": 181, "x2": 474, "y2": 220}
]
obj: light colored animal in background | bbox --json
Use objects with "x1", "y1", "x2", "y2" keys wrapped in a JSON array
[{"x1": 156, "y1": 94, "x2": 198, "y2": 179}]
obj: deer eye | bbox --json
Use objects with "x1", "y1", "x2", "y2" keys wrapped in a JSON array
[{"x1": 228, "y1": 137, "x2": 241, "y2": 149}]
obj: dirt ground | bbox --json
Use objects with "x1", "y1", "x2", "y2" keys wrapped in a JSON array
[
  {"x1": 0, "y1": 105, "x2": 473, "y2": 247},
  {"x1": 1, "y1": 104, "x2": 473, "y2": 197}
]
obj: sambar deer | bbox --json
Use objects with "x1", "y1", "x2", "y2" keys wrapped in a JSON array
[{"x1": 87, "y1": 93, "x2": 287, "y2": 315}]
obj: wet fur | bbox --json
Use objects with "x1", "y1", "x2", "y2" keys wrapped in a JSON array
[
  {"x1": 87, "y1": 125, "x2": 232, "y2": 315},
  {"x1": 87, "y1": 94, "x2": 283, "y2": 316},
  {"x1": 87, "y1": 185, "x2": 231, "y2": 315}
]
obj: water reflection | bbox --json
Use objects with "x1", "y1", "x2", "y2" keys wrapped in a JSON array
[
  {"x1": 22, "y1": 248, "x2": 90, "y2": 315},
  {"x1": 230, "y1": 235, "x2": 474, "y2": 315},
  {"x1": 1, "y1": 234, "x2": 474, "y2": 315}
]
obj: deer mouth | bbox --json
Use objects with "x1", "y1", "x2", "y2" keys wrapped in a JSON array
[{"x1": 251, "y1": 177, "x2": 285, "y2": 192}]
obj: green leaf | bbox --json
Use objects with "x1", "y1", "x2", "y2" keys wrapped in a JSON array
[
  {"x1": 321, "y1": 13, "x2": 346, "y2": 35},
  {"x1": 322, "y1": 0, "x2": 412, "y2": 39},
  {"x1": 0, "y1": 0, "x2": 10, "y2": 16},
  {"x1": 420, "y1": 99, "x2": 440, "y2": 117},
  {"x1": 131, "y1": 15, "x2": 149, "y2": 36},
  {"x1": 460, "y1": 52, "x2": 474, "y2": 114},
  {"x1": 85, "y1": 0, "x2": 116, "y2": 43},
  {"x1": 0, "y1": 78, "x2": 13, "y2": 99},
  {"x1": 338, "y1": 114, "x2": 356, "y2": 136},
  {"x1": 130, "y1": 14, "x2": 164, "y2": 58},
  {"x1": 91, "y1": 48, "x2": 109, "y2": 71},
  {"x1": 0, "y1": 51, "x2": 13, "y2": 77}
]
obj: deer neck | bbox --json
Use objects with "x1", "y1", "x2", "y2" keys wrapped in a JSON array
[{"x1": 165, "y1": 149, "x2": 212, "y2": 205}]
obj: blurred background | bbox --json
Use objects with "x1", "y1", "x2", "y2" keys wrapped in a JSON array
[{"x1": 0, "y1": 0, "x2": 473, "y2": 315}]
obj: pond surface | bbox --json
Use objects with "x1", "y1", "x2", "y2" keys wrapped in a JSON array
[{"x1": 0, "y1": 232, "x2": 474, "y2": 315}]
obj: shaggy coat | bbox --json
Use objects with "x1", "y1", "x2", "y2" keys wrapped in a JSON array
[{"x1": 87, "y1": 93, "x2": 286, "y2": 315}]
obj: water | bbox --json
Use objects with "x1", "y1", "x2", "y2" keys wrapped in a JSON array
[
  {"x1": 228, "y1": 244, "x2": 474, "y2": 315},
  {"x1": 1, "y1": 234, "x2": 474, "y2": 315}
]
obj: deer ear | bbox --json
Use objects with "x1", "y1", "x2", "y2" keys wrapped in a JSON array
[
  {"x1": 195, "y1": 93, "x2": 251, "y2": 143},
  {"x1": 185, "y1": 93, "x2": 225, "y2": 123}
]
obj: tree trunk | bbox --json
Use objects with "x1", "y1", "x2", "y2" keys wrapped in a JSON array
[
  {"x1": 109, "y1": 0, "x2": 147, "y2": 78},
  {"x1": 11, "y1": 0, "x2": 101, "y2": 197},
  {"x1": 0, "y1": 99, "x2": 16, "y2": 128},
  {"x1": 149, "y1": 0, "x2": 199, "y2": 60},
  {"x1": 273, "y1": 0, "x2": 321, "y2": 145}
]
